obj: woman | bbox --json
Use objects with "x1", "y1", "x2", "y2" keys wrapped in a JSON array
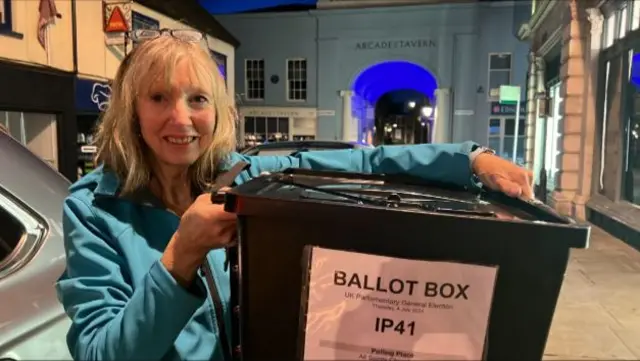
[{"x1": 56, "y1": 30, "x2": 532, "y2": 361}]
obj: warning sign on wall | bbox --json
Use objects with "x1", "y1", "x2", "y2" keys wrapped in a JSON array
[
  {"x1": 103, "y1": 0, "x2": 132, "y2": 46},
  {"x1": 105, "y1": 6, "x2": 128, "y2": 32}
]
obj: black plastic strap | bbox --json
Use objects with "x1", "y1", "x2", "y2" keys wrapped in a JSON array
[
  {"x1": 210, "y1": 161, "x2": 250, "y2": 204},
  {"x1": 200, "y1": 160, "x2": 249, "y2": 361}
]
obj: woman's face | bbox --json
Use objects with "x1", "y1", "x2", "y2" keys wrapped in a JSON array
[{"x1": 136, "y1": 59, "x2": 216, "y2": 168}]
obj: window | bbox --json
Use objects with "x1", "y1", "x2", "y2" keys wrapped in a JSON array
[
  {"x1": 286, "y1": 58, "x2": 307, "y2": 101},
  {"x1": 487, "y1": 117, "x2": 525, "y2": 166},
  {"x1": 0, "y1": 190, "x2": 47, "y2": 278},
  {"x1": 531, "y1": 0, "x2": 537, "y2": 15},
  {"x1": 245, "y1": 59, "x2": 265, "y2": 100},
  {"x1": 243, "y1": 117, "x2": 290, "y2": 146},
  {"x1": 632, "y1": 0, "x2": 640, "y2": 31},
  {"x1": 0, "y1": 0, "x2": 12, "y2": 32},
  {"x1": 488, "y1": 53, "x2": 512, "y2": 99},
  {"x1": 132, "y1": 11, "x2": 159, "y2": 31},
  {"x1": 131, "y1": 11, "x2": 159, "y2": 48},
  {"x1": 545, "y1": 83, "x2": 563, "y2": 191},
  {"x1": 624, "y1": 49, "x2": 640, "y2": 206},
  {"x1": 211, "y1": 50, "x2": 227, "y2": 88},
  {"x1": 618, "y1": 4, "x2": 629, "y2": 40},
  {"x1": 0, "y1": 111, "x2": 58, "y2": 169},
  {"x1": 604, "y1": 11, "x2": 617, "y2": 48}
]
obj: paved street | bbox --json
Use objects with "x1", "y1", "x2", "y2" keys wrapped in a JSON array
[{"x1": 544, "y1": 226, "x2": 640, "y2": 360}]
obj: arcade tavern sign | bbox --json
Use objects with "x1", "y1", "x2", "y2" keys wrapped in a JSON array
[{"x1": 355, "y1": 39, "x2": 436, "y2": 50}]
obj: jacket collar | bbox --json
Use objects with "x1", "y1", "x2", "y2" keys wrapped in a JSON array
[
  {"x1": 92, "y1": 165, "x2": 164, "y2": 207},
  {"x1": 93, "y1": 164, "x2": 121, "y2": 197},
  {"x1": 91, "y1": 162, "x2": 226, "y2": 208}
]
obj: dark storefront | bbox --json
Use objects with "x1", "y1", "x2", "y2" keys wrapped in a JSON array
[
  {"x1": 589, "y1": 1, "x2": 640, "y2": 248},
  {"x1": 75, "y1": 78, "x2": 111, "y2": 178},
  {"x1": 0, "y1": 60, "x2": 77, "y2": 181}
]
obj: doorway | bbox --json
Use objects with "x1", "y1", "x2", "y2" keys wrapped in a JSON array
[{"x1": 375, "y1": 89, "x2": 433, "y2": 145}]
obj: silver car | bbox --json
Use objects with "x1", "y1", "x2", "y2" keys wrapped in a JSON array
[{"x1": 0, "y1": 132, "x2": 72, "y2": 360}]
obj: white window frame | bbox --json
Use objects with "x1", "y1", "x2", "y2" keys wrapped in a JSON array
[
  {"x1": 244, "y1": 59, "x2": 265, "y2": 101},
  {"x1": 487, "y1": 52, "x2": 512, "y2": 100},
  {"x1": 286, "y1": 58, "x2": 308, "y2": 102}
]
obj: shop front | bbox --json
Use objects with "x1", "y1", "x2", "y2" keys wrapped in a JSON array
[
  {"x1": 75, "y1": 78, "x2": 112, "y2": 178},
  {"x1": 0, "y1": 60, "x2": 77, "y2": 181},
  {"x1": 520, "y1": 0, "x2": 598, "y2": 218},
  {"x1": 488, "y1": 101, "x2": 526, "y2": 165},
  {"x1": 588, "y1": 0, "x2": 640, "y2": 247},
  {"x1": 240, "y1": 107, "x2": 317, "y2": 149},
  {"x1": 531, "y1": 53, "x2": 562, "y2": 202}
]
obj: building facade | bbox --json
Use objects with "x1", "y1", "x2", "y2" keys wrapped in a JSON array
[
  {"x1": 0, "y1": 0, "x2": 237, "y2": 181},
  {"x1": 0, "y1": 0, "x2": 76, "y2": 179},
  {"x1": 520, "y1": 0, "x2": 640, "y2": 247},
  {"x1": 217, "y1": 1, "x2": 531, "y2": 159}
]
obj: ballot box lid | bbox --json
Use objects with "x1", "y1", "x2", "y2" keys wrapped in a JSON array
[{"x1": 225, "y1": 168, "x2": 589, "y2": 249}]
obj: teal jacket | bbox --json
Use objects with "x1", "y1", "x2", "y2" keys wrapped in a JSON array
[{"x1": 56, "y1": 142, "x2": 479, "y2": 361}]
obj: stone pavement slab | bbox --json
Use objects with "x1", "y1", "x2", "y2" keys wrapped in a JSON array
[{"x1": 543, "y1": 226, "x2": 640, "y2": 360}]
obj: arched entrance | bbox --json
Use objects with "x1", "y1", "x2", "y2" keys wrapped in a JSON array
[
  {"x1": 375, "y1": 89, "x2": 433, "y2": 145},
  {"x1": 347, "y1": 60, "x2": 438, "y2": 145}
]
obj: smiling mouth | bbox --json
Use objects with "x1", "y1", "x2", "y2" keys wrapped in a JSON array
[{"x1": 164, "y1": 136, "x2": 198, "y2": 145}]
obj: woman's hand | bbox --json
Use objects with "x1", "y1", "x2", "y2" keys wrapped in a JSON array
[
  {"x1": 161, "y1": 193, "x2": 237, "y2": 287},
  {"x1": 472, "y1": 153, "x2": 534, "y2": 200}
]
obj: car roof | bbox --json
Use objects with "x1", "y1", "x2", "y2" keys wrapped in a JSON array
[{"x1": 0, "y1": 133, "x2": 70, "y2": 216}]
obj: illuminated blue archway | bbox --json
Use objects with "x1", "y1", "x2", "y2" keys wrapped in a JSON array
[{"x1": 349, "y1": 61, "x2": 438, "y2": 144}]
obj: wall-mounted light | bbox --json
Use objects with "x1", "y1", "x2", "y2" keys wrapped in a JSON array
[{"x1": 421, "y1": 106, "x2": 434, "y2": 118}]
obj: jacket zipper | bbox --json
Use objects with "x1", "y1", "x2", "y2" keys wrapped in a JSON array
[{"x1": 202, "y1": 258, "x2": 233, "y2": 361}]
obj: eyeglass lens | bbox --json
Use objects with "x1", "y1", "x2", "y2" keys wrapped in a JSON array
[
  {"x1": 171, "y1": 29, "x2": 204, "y2": 42},
  {"x1": 130, "y1": 29, "x2": 203, "y2": 42}
]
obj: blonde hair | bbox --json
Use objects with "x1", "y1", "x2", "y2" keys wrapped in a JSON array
[{"x1": 94, "y1": 35, "x2": 236, "y2": 194}]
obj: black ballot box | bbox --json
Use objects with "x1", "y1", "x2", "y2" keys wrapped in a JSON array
[{"x1": 223, "y1": 169, "x2": 590, "y2": 361}]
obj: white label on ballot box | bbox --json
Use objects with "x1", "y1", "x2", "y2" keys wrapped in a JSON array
[{"x1": 302, "y1": 247, "x2": 498, "y2": 361}]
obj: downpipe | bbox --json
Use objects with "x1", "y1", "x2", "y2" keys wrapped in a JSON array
[{"x1": 533, "y1": 55, "x2": 548, "y2": 203}]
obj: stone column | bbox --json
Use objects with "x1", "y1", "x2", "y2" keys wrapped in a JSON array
[
  {"x1": 433, "y1": 88, "x2": 452, "y2": 143},
  {"x1": 552, "y1": 0, "x2": 587, "y2": 216},
  {"x1": 339, "y1": 90, "x2": 354, "y2": 142},
  {"x1": 570, "y1": 7, "x2": 604, "y2": 220}
]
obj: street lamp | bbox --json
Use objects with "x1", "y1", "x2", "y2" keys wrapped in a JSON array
[
  {"x1": 421, "y1": 106, "x2": 434, "y2": 118},
  {"x1": 407, "y1": 101, "x2": 416, "y2": 109}
]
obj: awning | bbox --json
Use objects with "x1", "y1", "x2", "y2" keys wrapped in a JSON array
[{"x1": 198, "y1": 0, "x2": 318, "y2": 14}]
